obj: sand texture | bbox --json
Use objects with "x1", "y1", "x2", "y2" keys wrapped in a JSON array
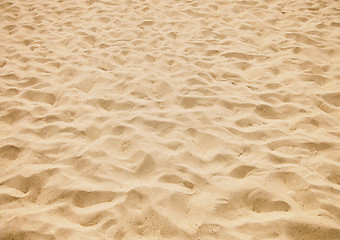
[{"x1": 1, "y1": 0, "x2": 340, "y2": 239}]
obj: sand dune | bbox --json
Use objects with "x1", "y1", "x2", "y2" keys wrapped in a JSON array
[{"x1": 1, "y1": 0, "x2": 340, "y2": 239}]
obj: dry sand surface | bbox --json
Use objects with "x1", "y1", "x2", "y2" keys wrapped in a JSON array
[{"x1": 1, "y1": 0, "x2": 340, "y2": 239}]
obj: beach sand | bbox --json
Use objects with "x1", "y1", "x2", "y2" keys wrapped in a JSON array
[{"x1": 1, "y1": 0, "x2": 340, "y2": 239}]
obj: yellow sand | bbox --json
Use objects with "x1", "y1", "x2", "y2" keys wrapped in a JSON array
[{"x1": 1, "y1": 0, "x2": 340, "y2": 239}]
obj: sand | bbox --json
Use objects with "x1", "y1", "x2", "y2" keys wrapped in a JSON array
[{"x1": 0, "y1": 0, "x2": 340, "y2": 239}]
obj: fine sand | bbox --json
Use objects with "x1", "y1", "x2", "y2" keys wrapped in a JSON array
[{"x1": 1, "y1": 0, "x2": 340, "y2": 239}]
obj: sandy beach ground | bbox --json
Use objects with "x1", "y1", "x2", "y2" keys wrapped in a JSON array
[{"x1": 1, "y1": 0, "x2": 340, "y2": 239}]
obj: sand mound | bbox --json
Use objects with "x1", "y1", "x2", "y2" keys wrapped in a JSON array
[{"x1": 1, "y1": 0, "x2": 340, "y2": 239}]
